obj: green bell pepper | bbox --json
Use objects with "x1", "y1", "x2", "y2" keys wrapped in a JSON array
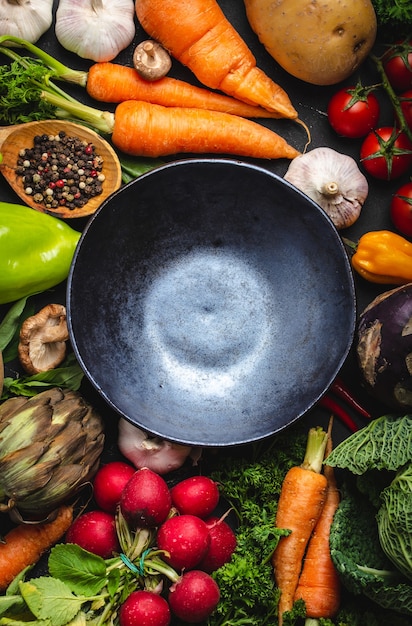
[{"x1": 0, "y1": 202, "x2": 81, "y2": 305}]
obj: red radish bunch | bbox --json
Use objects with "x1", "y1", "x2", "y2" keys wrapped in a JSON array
[{"x1": 65, "y1": 466, "x2": 236, "y2": 623}]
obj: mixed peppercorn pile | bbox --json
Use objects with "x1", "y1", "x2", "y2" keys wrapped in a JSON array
[{"x1": 16, "y1": 131, "x2": 105, "y2": 211}]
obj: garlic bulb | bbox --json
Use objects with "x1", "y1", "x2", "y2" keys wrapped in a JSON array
[
  {"x1": 118, "y1": 418, "x2": 202, "y2": 475},
  {"x1": 0, "y1": 0, "x2": 53, "y2": 43},
  {"x1": 55, "y1": 0, "x2": 136, "y2": 63},
  {"x1": 284, "y1": 147, "x2": 369, "y2": 230}
]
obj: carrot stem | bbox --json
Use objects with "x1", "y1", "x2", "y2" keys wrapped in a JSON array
[
  {"x1": 0, "y1": 34, "x2": 87, "y2": 85},
  {"x1": 300, "y1": 426, "x2": 329, "y2": 473}
]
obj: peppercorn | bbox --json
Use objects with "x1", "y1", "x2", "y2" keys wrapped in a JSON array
[{"x1": 16, "y1": 131, "x2": 106, "y2": 212}]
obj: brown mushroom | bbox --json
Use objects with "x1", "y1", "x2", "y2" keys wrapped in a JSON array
[
  {"x1": 18, "y1": 304, "x2": 69, "y2": 374},
  {"x1": 133, "y1": 40, "x2": 172, "y2": 81}
]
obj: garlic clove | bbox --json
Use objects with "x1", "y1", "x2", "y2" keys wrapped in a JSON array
[
  {"x1": 284, "y1": 146, "x2": 369, "y2": 230},
  {"x1": 117, "y1": 418, "x2": 197, "y2": 475},
  {"x1": 55, "y1": 0, "x2": 136, "y2": 63},
  {"x1": 0, "y1": 0, "x2": 53, "y2": 43}
]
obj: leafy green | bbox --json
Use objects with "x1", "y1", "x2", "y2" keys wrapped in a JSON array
[
  {"x1": 0, "y1": 59, "x2": 58, "y2": 124},
  {"x1": 118, "y1": 154, "x2": 164, "y2": 184},
  {"x1": 325, "y1": 415, "x2": 412, "y2": 474},
  {"x1": 377, "y1": 464, "x2": 412, "y2": 582},
  {"x1": 330, "y1": 484, "x2": 412, "y2": 616},
  {"x1": 0, "y1": 297, "x2": 33, "y2": 356},
  {"x1": 48, "y1": 545, "x2": 107, "y2": 597},
  {"x1": 19, "y1": 578, "x2": 85, "y2": 626},
  {"x1": 205, "y1": 429, "x2": 307, "y2": 625},
  {"x1": 1, "y1": 353, "x2": 84, "y2": 400},
  {"x1": 371, "y1": 0, "x2": 412, "y2": 27}
]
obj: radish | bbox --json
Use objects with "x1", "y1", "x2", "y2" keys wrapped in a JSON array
[
  {"x1": 168, "y1": 570, "x2": 220, "y2": 623},
  {"x1": 170, "y1": 475, "x2": 220, "y2": 518},
  {"x1": 119, "y1": 590, "x2": 171, "y2": 626},
  {"x1": 120, "y1": 467, "x2": 172, "y2": 528},
  {"x1": 198, "y1": 516, "x2": 237, "y2": 573},
  {"x1": 65, "y1": 510, "x2": 119, "y2": 559},
  {"x1": 93, "y1": 461, "x2": 135, "y2": 513},
  {"x1": 157, "y1": 514, "x2": 210, "y2": 570}
]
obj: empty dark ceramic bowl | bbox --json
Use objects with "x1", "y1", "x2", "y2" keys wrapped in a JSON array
[{"x1": 67, "y1": 159, "x2": 356, "y2": 447}]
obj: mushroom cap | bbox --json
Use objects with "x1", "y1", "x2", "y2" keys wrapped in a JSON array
[
  {"x1": 133, "y1": 40, "x2": 172, "y2": 81},
  {"x1": 18, "y1": 303, "x2": 69, "y2": 374}
]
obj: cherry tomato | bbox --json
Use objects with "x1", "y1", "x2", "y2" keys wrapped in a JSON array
[
  {"x1": 360, "y1": 127, "x2": 412, "y2": 180},
  {"x1": 327, "y1": 85, "x2": 380, "y2": 138},
  {"x1": 390, "y1": 182, "x2": 412, "y2": 237},
  {"x1": 383, "y1": 39, "x2": 412, "y2": 92},
  {"x1": 399, "y1": 90, "x2": 412, "y2": 129}
]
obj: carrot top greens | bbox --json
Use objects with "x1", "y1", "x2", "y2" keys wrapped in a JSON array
[{"x1": 0, "y1": 45, "x2": 114, "y2": 132}]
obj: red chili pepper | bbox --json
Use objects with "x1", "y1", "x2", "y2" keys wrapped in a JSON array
[
  {"x1": 318, "y1": 395, "x2": 359, "y2": 433},
  {"x1": 331, "y1": 377, "x2": 372, "y2": 419}
]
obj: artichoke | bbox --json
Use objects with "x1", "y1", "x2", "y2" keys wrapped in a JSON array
[{"x1": 0, "y1": 387, "x2": 104, "y2": 519}]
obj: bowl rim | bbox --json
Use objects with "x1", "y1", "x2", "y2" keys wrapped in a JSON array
[{"x1": 67, "y1": 157, "x2": 357, "y2": 446}]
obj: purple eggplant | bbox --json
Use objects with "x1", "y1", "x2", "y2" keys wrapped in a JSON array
[{"x1": 356, "y1": 283, "x2": 412, "y2": 410}]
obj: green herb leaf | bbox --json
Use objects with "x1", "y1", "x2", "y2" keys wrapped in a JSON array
[
  {"x1": 48, "y1": 544, "x2": 107, "y2": 596},
  {"x1": 19, "y1": 577, "x2": 84, "y2": 626},
  {"x1": 0, "y1": 297, "x2": 34, "y2": 357},
  {"x1": 0, "y1": 59, "x2": 58, "y2": 124},
  {"x1": 1, "y1": 354, "x2": 84, "y2": 400}
]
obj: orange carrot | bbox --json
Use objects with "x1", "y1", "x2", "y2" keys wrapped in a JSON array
[
  {"x1": 0, "y1": 505, "x2": 73, "y2": 591},
  {"x1": 110, "y1": 100, "x2": 300, "y2": 159},
  {"x1": 294, "y1": 422, "x2": 341, "y2": 619},
  {"x1": 87, "y1": 63, "x2": 286, "y2": 119},
  {"x1": 135, "y1": 0, "x2": 298, "y2": 119},
  {"x1": 272, "y1": 427, "x2": 328, "y2": 626}
]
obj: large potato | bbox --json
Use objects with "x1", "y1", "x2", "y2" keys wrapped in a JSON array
[{"x1": 244, "y1": 0, "x2": 377, "y2": 85}]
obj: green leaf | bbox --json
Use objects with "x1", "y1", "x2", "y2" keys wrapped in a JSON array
[
  {"x1": 1, "y1": 354, "x2": 84, "y2": 400},
  {"x1": 19, "y1": 578, "x2": 84, "y2": 626},
  {"x1": 324, "y1": 414, "x2": 412, "y2": 474},
  {"x1": 107, "y1": 568, "x2": 121, "y2": 598},
  {"x1": 0, "y1": 618, "x2": 51, "y2": 625},
  {"x1": 48, "y1": 544, "x2": 107, "y2": 596},
  {"x1": 377, "y1": 464, "x2": 412, "y2": 581},
  {"x1": 0, "y1": 595, "x2": 26, "y2": 617},
  {"x1": 0, "y1": 297, "x2": 34, "y2": 357}
]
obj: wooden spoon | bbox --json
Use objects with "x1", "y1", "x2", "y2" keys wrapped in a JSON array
[{"x1": 0, "y1": 120, "x2": 122, "y2": 219}]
